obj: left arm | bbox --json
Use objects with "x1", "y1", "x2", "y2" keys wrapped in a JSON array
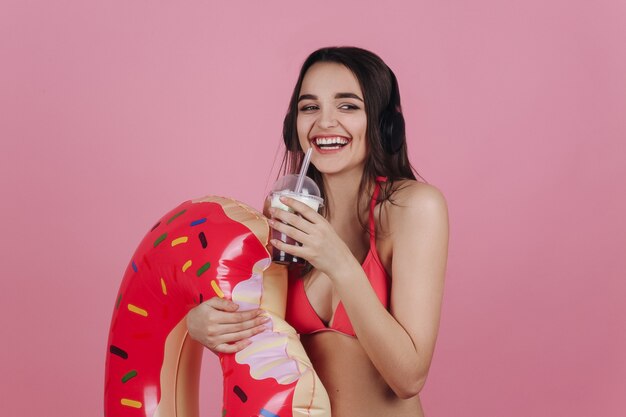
[
  {"x1": 335, "y1": 184, "x2": 449, "y2": 397},
  {"x1": 269, "y1": 184, "x2": 449, "y2": 398}
]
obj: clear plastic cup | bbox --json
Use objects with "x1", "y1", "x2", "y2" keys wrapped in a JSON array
[{"x1": 268, "y1": 174, "x2": 323, "y2": 265}]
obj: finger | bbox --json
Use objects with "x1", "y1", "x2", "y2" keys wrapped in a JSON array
[
  {"x1": 270, "y1": 237, "x2": 305, "y2": 259},
  {"x1": 268, "y1": 219, "x2": 310, "y2": 243},
  {"x1": 278, "y1": 196, "x2": 322, "y2": 223},
  {"x1": 218, "y1": 314, "x2": 270, "y2": 335},
  {"x1": 219, "y1": 322, "x2": 271, "y2": 344},
  {"x1": 213, "y1": 339, "x2": 252, "y2": 354},
  {"x1": 206, "y1": 297, "x2": 239, "y2": 312},
  {"x1": 269, "y1": 207, "x2": 308, "y2": 228},
  {"x1": 214, "y1": 308, "x2": 263, "y2": 324}
]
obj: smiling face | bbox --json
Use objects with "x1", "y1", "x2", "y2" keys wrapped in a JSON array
[{"x1": 296, "y1": 62, "x2": 368, "y2": 176}]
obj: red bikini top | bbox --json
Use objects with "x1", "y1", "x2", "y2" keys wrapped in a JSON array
[{"x1": 285, "y1": 177, "x2": 391, "y2": 337}]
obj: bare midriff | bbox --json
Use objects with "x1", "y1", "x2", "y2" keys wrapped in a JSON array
[{"x1": 301, "y1": 331, "x2": 424, "y2": 417}]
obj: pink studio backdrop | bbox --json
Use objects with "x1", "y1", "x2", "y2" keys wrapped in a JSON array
[{"x1": 1, "y1": 1, "x2": 624, "y2": 416}]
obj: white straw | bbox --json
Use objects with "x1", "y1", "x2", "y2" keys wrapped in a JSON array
[{"x1": 294, "y1": 148, "x2": 313, "y2": 194}]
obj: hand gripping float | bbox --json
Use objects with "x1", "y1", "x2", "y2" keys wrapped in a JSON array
[{"x1": 104, "y1": 196, "x2": 330, "y2": 417}]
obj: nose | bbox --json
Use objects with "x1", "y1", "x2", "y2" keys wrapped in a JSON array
[{"x1": 317, "y1": 107, "x2": 338, "y2": 129}]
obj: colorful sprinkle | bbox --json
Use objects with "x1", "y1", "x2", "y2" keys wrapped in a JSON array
[
  {"x1": 131, "y1": 261, "x2": 138, "y2": 272},
  {"x1": 121, "y1": 398, "x2": 142, "y2": 408},
  {"x1": 171, "y1": 236, "x2": 189, "y2": 247},
  {"x1": 128, "y1": 304, "x2": 148, "y2": 317},
  {"x1": 182, "y1": 260, "x2": 192, "y2": 272},
  {"x1": 110, "y1": 345, "x2": 128, "y2": 359},
  {"x1": 222, "y1": 409, "x2": 227, "y2": 417},
  {"x1": 121, "y1": 370, "x2": 137, "y2": 383},
  {"x1": 211, "y1": 280, "x2": 224, "y2": 298},
  {"x1": 196, "y1": 262, "x2": 211, "y2": 277},
  {"x1": 199, "y1": 293, "x2": 204, "y2": 303},
  {"x1": 167, "y1": 209, "x2": 187, "y2": 224},
  {"x1": 153, "y1": 233, "x2": 167, "y2": 248},
  {"x1": 115, "y1": 294, "x2": 122, "y2": 310},
  {"x1": 191, "y1": 218, "x2": 207, "y2": 226},
  {"x1": 199, "y1": 232, "x2": 207, "y2": 248},
  {"x1": 160, "y1": 277, "x2": 167, "y2": 295},
  {"x1": 260, "y1": 409, "x2": 279, "y2": 417},
  {"x1": 150, "y1": 221, "x2": 160, "y2": 232},
  {"x1": 233, "y1": 385, "x2": 247, "y2": 403}
]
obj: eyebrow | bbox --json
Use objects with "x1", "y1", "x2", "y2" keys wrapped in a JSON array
[{"x1": 298, "y1": 92, "x2": 364, "y2": 102}]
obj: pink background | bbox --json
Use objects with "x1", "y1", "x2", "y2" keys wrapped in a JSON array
[{"x1": 1, "y1": 0, "x2": 624, "y2": 416}]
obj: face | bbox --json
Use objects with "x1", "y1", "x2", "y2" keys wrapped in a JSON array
[{"x1": 296, "y1": 62, "x2": 368, "y2": 176}]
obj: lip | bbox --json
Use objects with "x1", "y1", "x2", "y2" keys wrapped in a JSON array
[{"x1": 309, "y1": 134, "x2": 352, "y2": 154}]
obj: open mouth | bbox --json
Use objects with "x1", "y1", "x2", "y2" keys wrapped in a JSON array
[{"x1": 311, "y1": 136, "x2": 351, "y2": 150}]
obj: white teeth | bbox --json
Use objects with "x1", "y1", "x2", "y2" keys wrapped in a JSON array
[{"x1": 313, "y1": 136, "x2": 349, "y2": 146}]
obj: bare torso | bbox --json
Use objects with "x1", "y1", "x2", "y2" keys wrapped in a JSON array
[
  {"x1": 301, "y1": 332, "x2": 424, "y2": 417},
  {"x1": 296, "y1": 180, "x2": 425, "y2": 416}
]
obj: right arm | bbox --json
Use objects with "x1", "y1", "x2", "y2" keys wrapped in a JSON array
[{"x1": 186, "y1": 297, "x2": 269, "y2": 354}]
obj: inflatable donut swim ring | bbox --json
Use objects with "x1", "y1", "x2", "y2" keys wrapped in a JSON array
[{"x1": 104, "y1": 196, "x2": 330, "y2": 417}]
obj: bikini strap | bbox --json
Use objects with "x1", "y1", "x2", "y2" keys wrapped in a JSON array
[{"x1": 369, "y1": 176, "x2": 388, "y2": 243}]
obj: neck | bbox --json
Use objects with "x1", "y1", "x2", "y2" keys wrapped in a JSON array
[{"x1": 321, "y1": 168, "x2": 372, "y2": 222}]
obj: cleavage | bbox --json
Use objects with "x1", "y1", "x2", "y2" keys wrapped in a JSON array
[{"x1": 303, "y1": 270, "x2": 339, "y2": 327}]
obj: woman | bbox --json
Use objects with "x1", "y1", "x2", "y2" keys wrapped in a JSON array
[{"x1": 187, "y1": 46, "x2": 449, "y2": 416}]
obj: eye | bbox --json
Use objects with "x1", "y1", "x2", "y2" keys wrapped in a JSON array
[
  {"x1": 339, "y1": 104, "x2": 360, "y2": 110},
  {"x1": 299, "y1": 104, "x2": 318, "y2": 112}
]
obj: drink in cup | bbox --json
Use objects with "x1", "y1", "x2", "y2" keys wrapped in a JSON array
[{"x1": 268, "y1": 174, "x2": 323, "y2": 265}]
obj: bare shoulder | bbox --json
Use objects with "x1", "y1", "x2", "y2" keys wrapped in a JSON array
[
  {"x1": 375, "y1": 180, "x2": 448, "y2": 274},
  {"x1": 384, "y1": 180, "x2": 449, "y2": 280},
  {"x1": 385, "y1": 180, "x2": 448, "y2": 222},
  {"x1": 376, "y1": 179, "x2": 447, "y2": 243}
]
